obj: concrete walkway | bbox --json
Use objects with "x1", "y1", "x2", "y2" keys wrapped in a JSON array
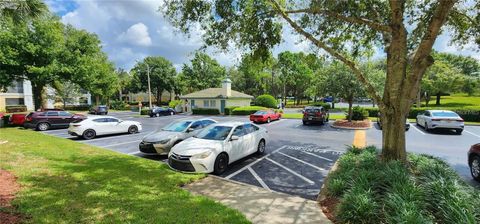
[{"x1": 184, "y1": 175, "x2": 331, "y2": 224}]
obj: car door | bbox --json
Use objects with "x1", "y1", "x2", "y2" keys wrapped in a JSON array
[
  {"x1": 58, "y1": 111, "x2": 74, "y2": 127},
  {"x1": 106, "y1": 118, "x2": 124, "y2": 134},
  {"x1": 45, "y1": 111, "x2": 60, "y2": 127},
  {"x1": 228, "y1": 125, "x2": 248, "y2": 162},
  {"x1": 242, "y1": 124, "x2": 257, "y2": 155},
  {"x1": 92, "y1": 118, "x2": 109, "y2": 135}
]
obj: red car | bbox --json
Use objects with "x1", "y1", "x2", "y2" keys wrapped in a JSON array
[
  {"x1": 9, "y1": 113, "x2": 27, "y2": 126},
  {"x1": 468, "y1": 143, "x2": 480, "y2": 182},
  {"x1": 250, "y1": 109, "x2": 281, "y2": 123},
  {"x1": 24, "y1": 110, "x2": 85, "y2": 131}
]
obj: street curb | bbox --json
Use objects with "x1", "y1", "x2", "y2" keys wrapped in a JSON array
[{"x1": 330, "y1": 122, "x2": 372, "y2": 130}]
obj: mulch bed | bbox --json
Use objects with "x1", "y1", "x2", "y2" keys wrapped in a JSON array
[
  {"x1": 332, "y1": 119, "x2": 371, "y2": 129},
  {"x1": 320, "y1": 196, "x2": 339, "y2": 223},
  {"x1": 0, "y1": 169, "x2": 23, "y2": 224}
]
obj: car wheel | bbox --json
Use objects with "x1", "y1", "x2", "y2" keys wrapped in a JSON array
[
  {"x1": 128, "y1": 125, "x2": 138, "y2": 134},
  {"x1": 303, "y1": 120, "x2": 308, "y2": 125},
  {"x1": 256, "y1": 140, "x2": 266, "y2": 155},
  {"x1": 82, "y1": 129, "x2": 96, "y2": 140},
  {"x1": 424, "y1": 122, "x2": 429, "y2": 132},
  {"x1": 455, "y1": 129, "x2": 463, "y2": 135},
  {"x1": 155, "y1": 113, "x2": 160, "y2": 117},
  {"x1": 213, "y1": 153, "x2": 228, "y2": 175},
  {"x1": 471, "y1": 155, "x2": 480, "y2": 182},
  {"x1": 36, "y1": 122, "x2": 50, "y2": 131},
  {"x1": 149, "y1": 114, "x2": 154, "y2": 118},
  {"x1": 170, "y1": 111, "x2": 174, "y2": 116}
]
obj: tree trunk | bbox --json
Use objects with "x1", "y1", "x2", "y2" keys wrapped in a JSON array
[
  {"x1": 331, "y1": 97, "x2": 335, "y2": 109},
  {"x1": 347, "y1": 96, "x2": 353, "y2": 122},
  {"x1": 416, "y1": 89, "x2": 421, "y2": 107},
  {"x1": 381, "y1": 107, "x2": 407, "y2": 161},
  {"x1": 435, "y1": 93, "x2": 441, "y2": 105},
  {"x1": 31, "y1": 83, "x2": 45, "y2": 110},
  {"x1": 95, "y1": 96, "x2": 100, "y2": 105}
]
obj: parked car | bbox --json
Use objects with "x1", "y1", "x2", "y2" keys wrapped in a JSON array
[
  {"x1": 68, "y1": 116, "x2": 142, "y2": 140},
  {"x1": 416, "y1": 110, "x2": 464, "y2": 134},
  {"x1": 468, "y1": 143, "x2": 480, "y2": 182},
  {"x1": 139, "y1": 118, "x2": 217, "y2": 155},
  {"x1": 249, "y1": 109, "x2": 281, "y2": 123},
  {"x1": 9, "y1": 113, "x2": 27, "y2": 126},
  {"x1": 376, "y1": 113, "x2": 410, "y2": 131},
  {"x1": 149, "y1": 107, "x2": 176, "y2": 117},
  {"x1": 168, "y1": 122, "x2": 268, "y2": 174},
  {"x1": 302, "y1": 106, "x2": 329, "y2": 125},
  {"x1": 24, "y1": 111, "x2": 86, "y2": 131},
  {"x1": 323, "y1": 96, "x2": 333, "y2": 103},
  {"x1": 89, "y1": 105, "x2": 108, "y2": 115}
]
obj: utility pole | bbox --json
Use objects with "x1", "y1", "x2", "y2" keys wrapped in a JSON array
[{"x1": 135, "y1": 59, "x2": 153, "y2": 109}]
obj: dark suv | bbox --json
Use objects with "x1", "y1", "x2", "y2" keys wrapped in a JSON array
[
  {"x1": 24, "y1": 111, "x2": 86, "y2": 131},
  {"x1": 149, "y1": 107, "x2": 176, "y2": 117},
  {"x1": 89, "y1": 105, "x2": 108, "y2": 115},
  {"x1": 302, "y1": 106, "x2": 329, "y2": 125}
]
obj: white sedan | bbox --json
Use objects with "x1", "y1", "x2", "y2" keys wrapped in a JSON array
[
  {"x1": 416, "y1": 110, "x2": 464, "y2": 134},
  {"x1": 68, "y1": 116, "x2": 142, "y2": 139},
  {"x1": 168, "y1": 122, "x2": 268, "y2": 174}
]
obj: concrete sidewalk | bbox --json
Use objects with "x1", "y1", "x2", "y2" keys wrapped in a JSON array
[{"x1": 184, "y1": 175, "x2": 331, "y2": 224}]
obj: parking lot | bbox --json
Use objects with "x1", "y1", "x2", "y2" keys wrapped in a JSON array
[{"x1": 42, "y1": 111, "x2": 480, "y2": 200}]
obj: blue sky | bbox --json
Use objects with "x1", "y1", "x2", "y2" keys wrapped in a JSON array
[{"x1": 45, "y1": 0, "x2": 479, "y2": 71}]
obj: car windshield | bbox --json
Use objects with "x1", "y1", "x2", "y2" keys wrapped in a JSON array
[
  {"x1": 254, "y1": 111, "x2": 267, "y2": 115},
  {"x1": 162, "y1": 121, "x2": 192, "y2": 132},
  {"x1": 432, "y1": 112, "x2": 458, "y2": 117},
  {"x1": 195, "y1": 126, "x2": 232, "y2": 141}
]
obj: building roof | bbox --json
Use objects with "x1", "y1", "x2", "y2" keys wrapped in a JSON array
[{"x1": 180, "y1": 88, "x2": 254, "y2": 99}]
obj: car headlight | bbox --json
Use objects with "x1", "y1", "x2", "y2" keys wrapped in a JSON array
[
  {"x1": 154, "y1": 139, "x2": 170, "y2": 144},
  {"x1": 192, "y1": 150, "x2": 212, "y2": 159}
]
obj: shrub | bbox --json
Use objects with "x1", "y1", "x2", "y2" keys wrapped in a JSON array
[
  {"x1": 308, "y1": 102, "x2": 331, "y2": 110},
  {"x1": 324, "y1": 146, "x2": 480, "y2": 224},
  {"x1": 169, "y1": 100, "x2": 182, "y2": 109},
  {"x1": 192, "y1": 108, "x2": 220, "y2": 115},
  {"x1": 232, "y1": 106, "x2": 267, "y2": 115},
  {"x1": 63, "y1": 105, "x2": 90, "y2": 111},
  {"x1": 140, "y1": 109, "x2": 151, "y2": 115},
  {"x1": 224, "y1": 106, "x2": 239, "y2": 115},
  {"x1": 348, "y1": 106, "x2": 368, "y2": 120},
  {"x1": 6, "y1": 105, "x2": 27, "y2": 113},
  {"x1": 254, "y1": 94, "x2": 277, "y2": 108},
  {"x1": 110, "y1": 100, "x2": 130, "y2": 110}
]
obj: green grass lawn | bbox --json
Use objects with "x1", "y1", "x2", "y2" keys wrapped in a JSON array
[
  {"x1": 0, "y1": 128, "x2": 249, "y2": 224},
  {"x1": 428, "y1": 94, "x2": 480, "y2": 109}
]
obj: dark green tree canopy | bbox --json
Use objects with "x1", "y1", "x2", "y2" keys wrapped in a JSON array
[
  {"x1": 130, "y1": 56, "x2": 177, "y2": 99},
  {"x1": 180, "y1": 52, "x2": 226, "y2": 92}
]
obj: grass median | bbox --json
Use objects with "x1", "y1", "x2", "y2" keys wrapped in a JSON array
[{"x1": 0, "y1": 128, "x2": 249, "y2": 224}]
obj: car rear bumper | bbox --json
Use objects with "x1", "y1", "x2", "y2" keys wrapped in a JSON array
[
  {"x1": 430, "y1": 122, "x2": 464, "y2": 129},
  {"x1": 303, "y1": 117, "x2": 324, "y2": 122},
  {"x1": 250, "y1": 117, "x2": 267, "y2": 123},
  {"x1": 23, "y1": 122, "x2": 36, "y2": 129}
]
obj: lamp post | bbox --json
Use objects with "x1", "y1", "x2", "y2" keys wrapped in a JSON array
[{"x1": 135, "y1": 59, "x2": 153, "y2": 109}]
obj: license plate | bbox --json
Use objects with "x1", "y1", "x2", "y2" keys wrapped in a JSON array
[{"x1": 308, "y1": 117, "x2": 312, "y2": 120}]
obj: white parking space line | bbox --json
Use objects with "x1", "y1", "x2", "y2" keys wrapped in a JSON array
[
  {"x1": 265, "y1": 157, "x2": 315, "y2": 185},
  {"x1": 80, "y1": 132, "x2": 151, "y2": 143},
  {"x1": 410, "y1": 124, "x2": 426, "y2": 135},
  {"x1": 278, "y1": 152, "x2": 326, "y2": 172},
  {"x1": 266, "y1": 119, "x2": 285, "y2": 126},
  {"x1": 225, "y1": 145, "x2": 286, "y2": 179},
  {"x1": 465, "y1": 130, "x2": 480, "y2": 138},
  {"x1": 247, "y1": 167, "x2": 271, "y2": 191},
  {"x1": 295, "y1": 124, "x2": 301, "y2": 128},
  {"x1": 43, "y1": 129, "x2": 68, "y2": 133},
  {"x1": 299, "y1": 151, "x2": 333, "y2": 162},
  {"x1": 101, "y1": 140, "x2": 141, "y2": 148}
]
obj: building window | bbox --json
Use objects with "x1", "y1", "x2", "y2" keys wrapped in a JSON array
[
  {"x1": 203, "y1": 100, "x2": 209, "y2": 107},
  {"x1": 210, "y1": 100, "x2": 216, "y2": 107},
  {"x1": 6, "y1": 98, "x2": 25, "y2": 106},
  {"x1": 6, "y1": 81, "x2": 23, "y2": 93}
]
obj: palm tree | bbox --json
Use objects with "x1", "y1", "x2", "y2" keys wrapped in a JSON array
[{"x1": 0, "y1": 0, "x2": 47, "y2": 23}]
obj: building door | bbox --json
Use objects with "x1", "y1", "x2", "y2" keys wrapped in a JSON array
[
  {"x1": 191, "y1": 99, "x2": 195, "y2": 109},
  {"x1": 220, "y1": 100, "x2": 226, "y2": 114}
]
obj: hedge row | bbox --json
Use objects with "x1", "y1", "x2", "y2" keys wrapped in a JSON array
[
  {"x1": 232, "y1": 106, "x2": 267, "y2": 115},
  {"x1": 62, "y1": 105, "x2": 91, "y2": 111},
  {"x1": 360, "y1": 107, "x2": 480, "y2": 122},
  {"x1": 224, "y1": 106, "x2": 239, "y2": 115},
  {"x1": 5, "y1": 105, "x2": 27, "y2": 113},
  {"x1": 192, "y1": 108, "x2": 220, "y2": 115}
]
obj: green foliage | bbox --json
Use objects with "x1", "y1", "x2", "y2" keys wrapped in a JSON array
[
  {"x1": 277, "y1": 52, "x2": 314, "y2": 105},
  {"x1": 231, "y1": 106, "x2": 267, "y2": 115},
  {"x1": 110, "y1": 100, "x2": 129, "y2": 110},
  {"x1": 349, "y1": 106, "x2": 368, "y2": 121},
  {"x1": 308, "y1": 102, "x2": 331, "y2": 110},
  {"x1": 234, "y1": 53, "x2": 275, "y2": 96},
  {"x1": 224, "y1": 106, "x2": 239, "y2": 115},
  {"x1": 63, "y1": 105, "x2": 90, "y2": 111},
  {"x1": 254, "y1": 94, "x2": 277, "y2": 108},
  {"x1": 325, "y1": 147, "x2": 480, "y2": 224},
  {"x1": 0, "y1": 128, "x2": 249, "y2": 223},
  {"x1": 180, "y1": 52, "x2": 226, "y2": 93},
  {"x1": 140, "y1": 109, "x2": 151, "y2": 115},
  {"x1": 0, "y1": 0, "x2": 47, "y2": 24},
  {"x1": 168, "y1": 100, "x2": 183, "y2": 109},
  {"x1": 5, "y1": 105, "x2": 27, "y2": 113},
  {"x1": 192, "y1": 108, "x2": 220, "y2": 115}
]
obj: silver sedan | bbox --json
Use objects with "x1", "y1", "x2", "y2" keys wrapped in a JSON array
[
  {"x1": 416, "y1": 110, "x2": 464, "y2": 134},
  {"x1": 139, "y1": 118, "x2": 217, "y2": 155}
]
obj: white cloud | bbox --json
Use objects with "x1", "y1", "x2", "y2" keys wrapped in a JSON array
[{"x1": 118, "y1": 23, "x2": 152, "y2": 47}]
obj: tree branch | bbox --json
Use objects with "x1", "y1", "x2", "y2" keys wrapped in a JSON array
[
  {"x1": 269, "y1": 0, "x2": 385, "y2": 109},
  {"x1": 284, "y1": 8, "x2": 391, "y2": 33}
]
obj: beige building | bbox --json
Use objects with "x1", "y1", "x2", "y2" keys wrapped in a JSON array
[
  {"x1": 0, "y1": 80, "x2": 34, "y2": 112},
  {"x1": 180, "y1": 78, "x2": 253, "y2": 114}
]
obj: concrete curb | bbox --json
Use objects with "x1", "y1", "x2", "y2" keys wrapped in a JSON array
[{"x1": 330, "y1": 122, "x2": 372, "y2": 130}]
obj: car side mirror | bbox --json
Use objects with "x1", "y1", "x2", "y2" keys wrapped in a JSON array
[
  {"x1": 230, "y1": 135, "x2": 239, "y2": 141},
  {"x1": 187, "y1": 128, "x2": 194, "y2": 133}
]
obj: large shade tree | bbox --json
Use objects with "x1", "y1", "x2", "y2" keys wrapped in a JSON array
[
  {"x1": 162, "y1": 0, "x2": 480, "y2": 161},
  {"x1": 180, "y1": 52, "x2": 226, "y2": 93}
]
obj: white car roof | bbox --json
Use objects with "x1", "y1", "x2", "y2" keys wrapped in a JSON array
[
  {"x1": 427, "y1": 110, "x2": 456, "y2": 113},
  {"x1": 85, "y1": 115, "x2": 117, "y2": 120},
  {"x1": 213, "y1": 121, "x2": 249, "y2": 127}
]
